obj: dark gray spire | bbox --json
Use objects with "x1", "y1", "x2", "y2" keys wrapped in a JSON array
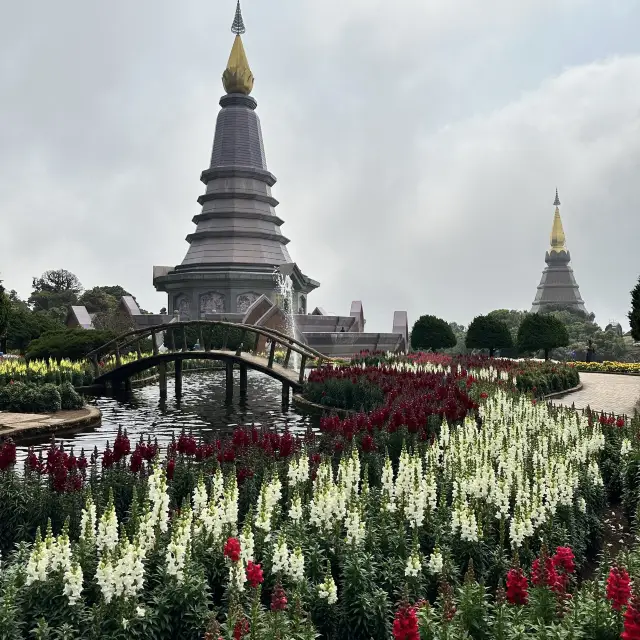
[
  {"x1": 553, "y1": 188, "x2": 561, "y2": 207},
  {"x1": 231, "y1": 0, "x2": 246, "y2": 35}
]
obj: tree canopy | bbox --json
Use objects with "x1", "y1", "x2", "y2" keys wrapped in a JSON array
[
  {"x1": 0, "y1": 281, "x2": 9, "y2": 351},
  {"x1": 465, "y1": 315, "x2": 513, "y2": 357},
  {"x1": 410, "y1": 315, "x2": 457, "y2": 352},
  {"x1": 29, "y1": 269, "x2": 83, "y2": 314},
  {"x1": 517, "y1": 313, "x2": 569, "y2": 360},
  {"x1": 630, "y1": 276, "x2": 640, "y2": 342}
]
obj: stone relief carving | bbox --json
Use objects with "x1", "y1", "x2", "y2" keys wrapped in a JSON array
[
  {"x1": 175, "y1": 295, "x2": 191, "y2": 320},
  {"x1": 200, "y1": 292, "x2": 225, "y2": 316},
  {"x1": 237, "y1": 292, "x2": 259, "y2": 314},
  {"x1": 299, "y1": 295, "x2": 306, "y2": 315}
]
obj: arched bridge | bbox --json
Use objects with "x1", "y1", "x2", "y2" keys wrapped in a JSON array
[{"x1": 86, "y1": 320, "x2": 334, "y2": 401}]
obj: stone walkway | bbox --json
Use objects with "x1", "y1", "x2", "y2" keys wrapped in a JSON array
[
  {"x1": 0, "y1": 407, "x2": 101, "y2": 441},
  {"x1": 552, "y1": 372, "x2": 640, "y2": 416}
]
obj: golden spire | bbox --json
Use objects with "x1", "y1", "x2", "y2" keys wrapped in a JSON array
[
  {"x1": 549, "y1": 188, "x2": 566, "y2": 253},
  {"x1": 222, "y1": 1, "x2": 254, "y2": 95}
]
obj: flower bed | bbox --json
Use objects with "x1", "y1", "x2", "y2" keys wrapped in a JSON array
[
  {"x1": 0, "y1": 357, "x2": 91, "y2": 387},
  {"x1": 1, "y1": 382, "x2": 638, "y2": 638},
  {"x1": 571, "y1": 360, "x2": 640, "y2": 374}
]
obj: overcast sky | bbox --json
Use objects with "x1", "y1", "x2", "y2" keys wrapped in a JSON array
[{"x1": 1, "y1": 0, "x2": 639, "y2": 332}]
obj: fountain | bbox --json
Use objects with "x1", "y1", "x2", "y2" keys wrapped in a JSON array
[{"x1": 273, "y1": 265, "x2": 301, "y2": 370}]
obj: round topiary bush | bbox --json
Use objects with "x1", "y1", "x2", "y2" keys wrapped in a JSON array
[{"x1": 59, "y1": 382, "x2": 84, "y2": 410}]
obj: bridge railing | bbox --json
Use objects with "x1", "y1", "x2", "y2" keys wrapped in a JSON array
[{"x1": 86, "y1": 320, "x2": 334, "y2": 386}]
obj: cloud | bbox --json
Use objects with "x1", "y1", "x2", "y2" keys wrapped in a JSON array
[{"x1": 1, "y1": 0, "x2": 639, "y2": 335}]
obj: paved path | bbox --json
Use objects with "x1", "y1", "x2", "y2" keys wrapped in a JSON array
[
  {"x1": 0, "y1": 407, "x2": 101, "y2": 441},
  {"x1": 552, "y1": 373, "x2": 640, "y2": 416}
]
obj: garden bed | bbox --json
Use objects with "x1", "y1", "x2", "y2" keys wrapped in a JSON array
[{"x1": 0, "y1": 353, "x2": 639, "y2": 639}]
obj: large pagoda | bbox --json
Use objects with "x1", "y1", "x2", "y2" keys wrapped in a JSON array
[
  {"x1": 153, "y1": 1, "x2": 319, "y2": 318},
  {"x1": 530, "y1": 189, "x2": 587, "y2": 314}
]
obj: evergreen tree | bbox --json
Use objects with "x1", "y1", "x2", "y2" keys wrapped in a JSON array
[
  {"x1": 629, "y1": 276, "x2": 640, "y2": 342},
  {"x1": 517, "y1": 313, "x2": 569, "y2": 360},
  {"x1": 410, "y1": 315, "x2": 457, "y2": 352},
  {"x1": 0, "y1": 280, "x2": 9, "y2": 352},
  {"x1": 465, "y1": 315, "x2": 513, "y2": 357}
]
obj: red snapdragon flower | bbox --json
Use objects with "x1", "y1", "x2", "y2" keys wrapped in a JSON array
[
  {"x1": 617, "y1": 417, "x2": 626, "y2": 428},
  {"x1": 167, "y1": 458, "x2": 175, "y2": 480},
  {"x1": 392, "y1": 605, "x2": 419, "y2": 640},
  {"x1": 505, "y1": 568, "x2": 529, "y2": 605},
  {"x1": 480, "y1": 392, "x2": 488, "y2": 399},
  {"x1": 246, "y1": 561, "x2": 264, "y2": 588},
  {"x1": 232, "y1": 617, "x2": 249, "y2": 640},
  {"x1": 532, "y1": 555, "x2": 559, "y2": 591},
  {"x1": 552, "y1": 546, "x2": 575, "y2": 592},
  {"x1": 271, "y1": 584, "x2": 287, "y2": 611},
  {"x1": 607, "y1": 566, "x2": 631, "y2": 611},
  {"x1": 623, "y1": 594, "x2": 640, "y2": 640},
  {"x1": 223, "y1": 537, "x2": 241, "y2": 563}
]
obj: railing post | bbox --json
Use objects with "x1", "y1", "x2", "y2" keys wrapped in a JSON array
[
  {"x1": 222, "y1": 327, "x2": 229, "y2": 350},
  {"x1": 175, "y1": 359, "x2": 183, "y2": 398},
  {"x1": 115, "y1": 345, "x2": 122, "y2": 368},
  {"x1": 267, "y1": 340, "x2": 276, "y2": 368},
  {"x1": 239, "y1": 364, "x2": 248, "y2": 395},
  {"x1": 298, "y1": 355, "x2": 307, "y2": 385},
  {"x1": 283, "y1": 347, "x2": 291, "y2": 368},
  {"x1": 235, "y1": 330, "x2": 247, "y2": 357},
  {"x1": 182, "y1": 325, "x2": 188, "y2": 352},
  {"x1": 91, "y1": 355, "x2": 99, "y2": 379},
  {"x1": 136, "y1": 340, "x2": 142, "y2": 359},
  {"x1": 151, "y1": 330, "x2": 159, "y2": 356},
  {"x1": 199, "y1": 326, "x2": 205, "y2": 351}
]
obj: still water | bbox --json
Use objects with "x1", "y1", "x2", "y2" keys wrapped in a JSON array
[{"x1": 17, "y1": 370, "x2": 316, "y2": 455}]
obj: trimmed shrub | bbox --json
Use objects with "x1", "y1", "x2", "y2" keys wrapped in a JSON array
[
  {"x1": 465, "y1": 315, "x2": 513, "y2": 356},
  {"x1": 410, "y1": 315, "x2": 457, "y2": 352},
  {"x1": 25, "y1": 329, "x2": 118, "y2": 362},
  {"x1": 517, "y1": 313, "x2": 569, "y2": 360},
  {"x1": 59, "y1": 381, "x2": 84, "y2": 410},
  {"x1": 0, "y1": 382, "x2": 62, "y2": 413}
]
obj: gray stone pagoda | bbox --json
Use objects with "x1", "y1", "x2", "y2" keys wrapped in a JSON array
[
  {"x1": 153, "y1": 2, "x2": 318, "y2": 318},
  {"x1": 531, "y1": 189, "x2": 587, "y2": 314}
]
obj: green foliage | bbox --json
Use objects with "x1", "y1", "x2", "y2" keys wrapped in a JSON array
[
  {"x1": 0, "y1": 281, "x2": 9, "y2": 344},
  {"x1": 465, "y1": 315, "x2": 513, "y2": 357},
  {"x1": 25, "y1": 330, "x2": 117, "y2": 362},
  {"x1": 29, "y1": 270, "x2": 83, "y2": 314},
  {"x1": 163, "y1": 324, "x2": 256, "y2": 352},
  {"x1": 5, "y1": 307, "x2": 63, "y2": 354},
  {"x1": 411, "y1": 315, "x2": 457, "y2": 352},
  {"x1": 517, "y1": 313, "x2": 569, "y2": 359},
  {"x1": 0, "y1": 380, "x2": 84, "y2": 413},
  {"x1": 304, "y1": 377, "x2": 385, "y2": 412},
  {"x1": 630, "y1": 276, "x2": 640, "y2": 342}
]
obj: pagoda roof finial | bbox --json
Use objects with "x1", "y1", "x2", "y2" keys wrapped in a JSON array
[
  {"x1": 222, "y1": 1, "x2": 254, "y2": 95},
  {"x1": 549, "y1": 190, "x2": 566, "y2": 253},
  {"x1": 231, "y1": 0, "x2": 246, "y2": 35}
]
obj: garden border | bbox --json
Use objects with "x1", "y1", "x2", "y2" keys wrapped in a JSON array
[
  {"x1": 571, "y1": 369, "x2": 640, "y2": 377},
  {"x1": 294, "y1": 381, "x2": 586, "y2": 417},
  {"x1": 0, "y1": 405, "x2": 102, "y2": 443}
]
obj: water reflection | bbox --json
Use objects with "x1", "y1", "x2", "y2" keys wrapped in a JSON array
[{"x1": 17, "y1": 370, "x2": 316, "y2": 455}]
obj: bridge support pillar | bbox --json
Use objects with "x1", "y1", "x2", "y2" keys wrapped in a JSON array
[
  {"x1": 225, "y1": 362, "x2": 234, "y2": 398},
  {"x1": 239, "y1": 364, "x2": 248, "y2": 395},
  {"x1": 175, "y1": 359, "x2": 183, "y2": 398},
  {"x1": 124, "y1": 378, "x2": 132, "y2": 393},
  {"x1": 282, "y1": 383, "x2": 290, "y2": 406},
  {"x1": 158, "y1": 362, "x2": 167, "y2": 400}
]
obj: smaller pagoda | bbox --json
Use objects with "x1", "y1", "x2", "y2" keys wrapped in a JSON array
[{"x1": 530, "y1": 189, "x2": 587, "y2": 314}]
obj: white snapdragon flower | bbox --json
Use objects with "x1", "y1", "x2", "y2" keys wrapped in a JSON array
[
  {"x1": 272, "y1": 536, "x2": 289, "y2": 575},
  {"x1": 318, "y1": 573, "x2": 338, "y2": 605},
  {"x1": 79, "y1": 495, "x2": 97, "y2": 543},
  {"x1": 97, "y1": 500, "x2": 119, "y2": 554},
  {"x1": 25, "y1": 530, "x2": 49, "y2": 586},
  {"x1": 239, "y1": 522, "x2": 255, "y2": 564},
  {"x1": 229, "y1": 560, "x2": 246, "y2": 592},
  {"x1": 344, "y1": 505, "x2": 365, "y2": 546},
  {"x1": 63, "y1": 562, "x2": 83, "y2": 606},
  {"x1": 96, "y1": 556, "x2": 116, "y2": 603},
  {"x1": 621, "y1": 438, "x2": 632, "y2": 457},
  {"x1": 578, "y1": 497, "x2": 587, "y2": 513},
  {"x1": 405, "y1": 551, "x2": 422, "y2": 578},
  {"x1": 192, "y1": 475, "x2": 208, "y2": 517},
  {"x1": 166, "y1": 507, "x2": 193, "y2": 583},
  {"x1": 427, "y1": 548, "x2": 443, "y2": 574},
  {"x1": 288, "y1": 451, "x2": 309, "y2": 487},
  {"x1": 289, "y1": 494, "x2": 303, "y2": 523},
  {"x1": 148, "y1": 464, "x2": 170, "y2": 533},
  {"x1": 288, "y1": 546, "x2": 305, "y2": 582}
]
